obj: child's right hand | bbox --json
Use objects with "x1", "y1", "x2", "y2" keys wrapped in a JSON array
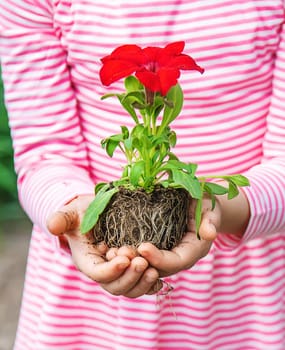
[{"x1": 46, "y1": 195, "x2": 162, "y2": 298}]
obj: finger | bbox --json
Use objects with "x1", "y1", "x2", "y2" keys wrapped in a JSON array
[
  {"x1": 199, "y1": 210, "x2": 219, "y2": 241},
  {"x1": 124, "y1": 268, "x2": 161, "y2": 298},
  {"x1": 100, "y1": 256, "x2": 149, "y2": 296},
  {"x1": 106, "y1": 246, "x2": 138, "y2": 261},
  {"x1": 47, "y1": 209, "x2": 79, "y2": 235},
  {"x1": 138, "y1": 242, "x2": 185, "y2": 276},
  {"x1": 73, "y1": 247, "x2": 131, "y2": 284},
  {"x1": 138, "y1": 232, "x2": 212, "y2": 277},
  {"x1": 67, "y1": 232, "x2": 131, "y2": 283},
  {"x1": 146, "y1": 279, "x2": 173, "y2": 296},
  {"x1": 96, "y1": 241, "x2": 109, "y2": 256},
  {"x1": 145, "y1": 278, "x2": 164, "y2": 296},
  {"x1": 106, "y1": 247, "x2": 119, "y2": 261},
  {"x1": 85, "y1": 256, "x2": 131, "y2": 284},
  {"x1": 117, "y1": 246, "x2": 139, "y2": 259}
]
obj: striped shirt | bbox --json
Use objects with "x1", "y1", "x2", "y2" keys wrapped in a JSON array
[{"x1": 1, "y1": 1, "x2": 285, "y2": 349}]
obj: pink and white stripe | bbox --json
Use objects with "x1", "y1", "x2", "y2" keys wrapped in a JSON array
[{"x1": 1, "y1": 0, "x2": 285, "y2": 349}]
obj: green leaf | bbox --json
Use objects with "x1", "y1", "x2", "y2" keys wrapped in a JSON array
[
  {"x1": 210, "y1": 195, "x2": 216, "y2": 211},
  {"x1": 171, "y1": 169, "x2": 202, "y2": 199},
  {"x1": 151, "y1": 134, "x2": 169, "y2": 147},
  {"x1": 131, "y1": 137, "x2": 142, "y2": 152},
  {"x1": 195, "y1": 198, "x2": 202, "y2": 238},
  {"x1": 109, "y1": 134, "x2": 124, "y2": 142},
  {"x1": 120, "y1": 126, "x2": 129, "y2": 139},
  {"x1": 167, "y1": 152, "x2": 179, "y2": 161},
  {"x1": 80, "y1": 186, "x2": 119, "y2": 234},
  {"x1": 159, "y1": 84, "x2": 183, "y2": 133},
  {"x1": 151, "y1": 95, "x2": 165, "y2": 119},
  {"x1": 131, "y1": 125, "x2": 151, "y2": 152},
  {"x1": 160, "y1": 160, "x2": 197, "y2": 175},
  {"x1": 124, "y1": 76, "x2": 142, "y2": 92},
  {"x1": 151, "y1": 151, "x2": 160, "y2": 163},
  {"x1": 160, "y1": 180, "x2": 170, "y2": 188},
  {"x1": 227, "y1": 181, "x2": 240, "y2": 199},
  {"x1": 94, "y1": 182, "x2": 108, "y2": 194},
  {"x1": 101, "y1": 91, "x2": 140, "y2": 124},
  {"x1": 129, "y1": 160, "x2": 145, "y2": 186},
  {"x1": 152, "y1": 104, "x2": 164, "y2": 120},
  {"x1": 101, "y1": 138, "x2": 120, "y2": 157},
  {"x1": 203, "y1": 183, "x2": 227, "y2": 211},
  {"x1": 204, "y1": 182, "x2": 229, "y2": 196},
  {"x1": 123, "y1": 91, "x2": 145, "y2": 105},
  {"x1": 168, "y1": 130, "x2": 177, "y2": 147},
  {"x1": 122, "y1": 165, "x2": 129, "y2": 178},
  {"x1": 123, "y1": 137, "x2": 132, "y2": 151},
  {"x1": 131, "y1": 123, "x2": 145, "y2": 138},
  {"x1": 228, "y1": 174, "x2": 250, "y2": 187},
  {"x1": 117, "y1": 94, "x2": 140, "y2": 124},
  {"x1": 101, "y1": 93, "x2": 118, "y2": 100}
]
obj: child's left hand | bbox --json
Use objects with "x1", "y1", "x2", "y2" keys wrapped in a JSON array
[{"x1": 137, "y1": 232, "x2": 212, "y2": 278}]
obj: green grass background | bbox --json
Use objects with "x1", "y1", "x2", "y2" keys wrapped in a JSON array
[{"x1": 0, "y1": 67, "x2": 26, "y2": 222}]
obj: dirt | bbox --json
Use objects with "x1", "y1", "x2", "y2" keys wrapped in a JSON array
[
  {"x1": 0, "y1": 219, "x2": 32, "y2": 350},
  {"x1": 94, "y1": 186, "x2": 189, "y2": 250}
]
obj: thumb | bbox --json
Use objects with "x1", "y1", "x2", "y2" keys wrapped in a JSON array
[
  {"x1": 198, "y1": 210, "x2": 219, "y2": 241},
  {"x1": 47, "y1": 207, "x2": 79, "y2": 236}
]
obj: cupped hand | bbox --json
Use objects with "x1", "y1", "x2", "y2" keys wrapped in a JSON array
[
  {"x1": 106, "y1": 189, "x2": 249, "y2": 280},
  {"x1": 47, "y1": 195, "x2": 162, "y2": 298},
  {"x1": 135, "y1": 197, "x2": 221, "y2": 278},
  {"x1": 137, "y1": 232, "x2": 212, "y2": 278}
]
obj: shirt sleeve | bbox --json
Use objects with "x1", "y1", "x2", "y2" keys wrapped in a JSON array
[
  {"x1": 0, "y1": 0, "x2": 95, "y2": 243},
  {"x1": 216, "y1": 16, "x2": 285, "y2": 250}
]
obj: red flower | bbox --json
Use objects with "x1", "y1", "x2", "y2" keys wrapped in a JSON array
[{"x1": 99, "y1": 41, "x2": 204, "y2": 96}]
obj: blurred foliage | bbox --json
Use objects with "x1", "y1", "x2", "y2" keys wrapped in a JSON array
[{"x1": 0, "y1": 66, "x2": 26, "y2": 222}]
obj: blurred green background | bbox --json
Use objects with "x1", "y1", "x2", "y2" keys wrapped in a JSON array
[
  {"x1": 0, "y1": 66, "x2": 26, "y2": 224},
  {"x1": 0, "y1": 67, "x2": 31, "y2": 350}
]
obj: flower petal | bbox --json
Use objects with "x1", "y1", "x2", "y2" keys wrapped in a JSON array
[
  {"x1": 168, "y1": 54, "x2": 204, "y2": 73},
  {"x1": 99, "y1": 41, "x2": 204, "y2": 90},
  {"x1": 163, "y1": 41, "x2": 185, "y2": 55},
  {"x1": 101, "y1": 44, "x2": 146, "y2": 65},
  {"x1": 157, "y1": 68, "x2": 180, "y2": 96},
  {"x1": 100, "y1": 60, "x2": 140, "y2": 86},
  {"x1": 142, "y1": 46, "x2": 162, "y2": 62},
  {"x1": 135, "y1": 69, "x2": 161, "y2": 93}
]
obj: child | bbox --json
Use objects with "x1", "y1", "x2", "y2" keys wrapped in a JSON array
[{"x1": 1, "y1": 1, "x2": 285, "y2": 349}]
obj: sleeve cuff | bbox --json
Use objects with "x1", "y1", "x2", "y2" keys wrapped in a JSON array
[
  {"x1": 18, "y1": 164, "x2": 95, "y2": 254},
  {"x1": 214, "y1": 160, "x2": 285, "y2": 251}
]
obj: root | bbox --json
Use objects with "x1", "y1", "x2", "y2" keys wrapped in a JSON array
[{"x1": 93, "y1": 186, "x2": 190, "y2": 250}]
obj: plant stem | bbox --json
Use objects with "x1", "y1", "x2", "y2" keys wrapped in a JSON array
[
  {"x1": 145, "y1": 88, "x2": 154, "y2": 105},
  {"x1": 198, "y1": 175, "x2": 232, "y2": 181},
  {"x1": 151, "y1": 112, "x2": 157, "y2": 135}
]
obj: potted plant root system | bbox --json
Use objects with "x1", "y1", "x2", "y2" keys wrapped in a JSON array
[{"x1": 80, "y1": 41, "x2": 249, "y2": 250}]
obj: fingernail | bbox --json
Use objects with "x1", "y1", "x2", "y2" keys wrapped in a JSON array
[
  {"x1": 138, "y1": 248, "x2": 148, "y2": 257},
  {"x1": 146, "y1": 273, "x2": 157, "y2": 283},
  {"x1": 135, "y1": 264, "x2": 146, "y2": 273},
  {"x1": 118, "y1": 262, "x2": 129, "y2": 270}
]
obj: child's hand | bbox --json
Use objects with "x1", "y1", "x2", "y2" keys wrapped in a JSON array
[
  {"x1": 47, "y1": 195, "x2": 162, "y2": 298},
  {"x1": 137, "y1": 232, "x2": 212, "y2": 278},
  {"x1": 135, "y1": 196, "x2": 220, "y2": 277},
  {"x1": 137, "y1": 188, "x2": 250, "y2": 278}
]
